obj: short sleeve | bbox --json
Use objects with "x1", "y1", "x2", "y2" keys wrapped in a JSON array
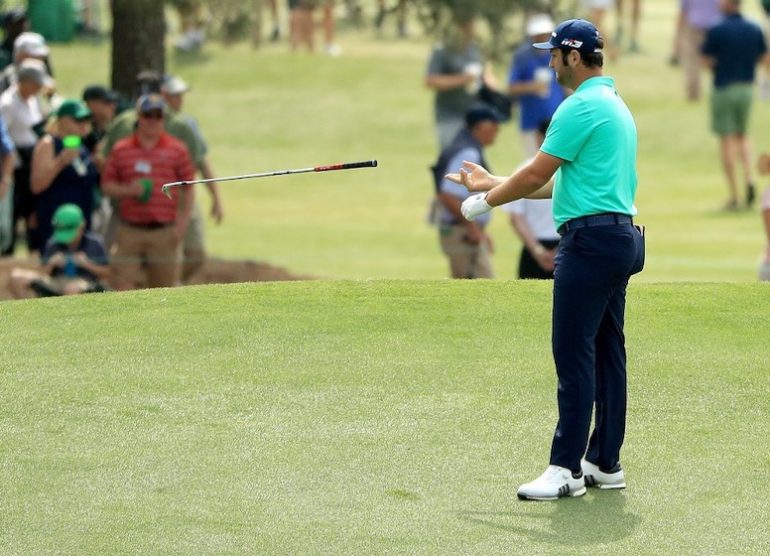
[{"x1": 540, "y1": 97, "x2": 594, "y2": 162}]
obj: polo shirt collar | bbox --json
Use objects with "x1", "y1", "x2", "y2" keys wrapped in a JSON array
[{"x1": 575, "y1": 75, "x2": 615, "y2": 92}]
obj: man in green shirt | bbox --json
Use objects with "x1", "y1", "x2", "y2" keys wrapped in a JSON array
[{"x1": 447, "y1": 19, "x2": 644, "y2": 501}]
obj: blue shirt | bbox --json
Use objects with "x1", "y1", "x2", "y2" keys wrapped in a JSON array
[
  {"x1": 701, "y1": 13, "x2": 767, "y2": 88},
  {"x1": 541, "y1": 77, "x2": 638, "y2": 229},
  {"x1": 507, "y1": 44, "x2": 565, "y2": 131},
  {"x1": 42, "y1": 231, "x2": 109, "y2": 282},
  {"x1": 439, "y1": 145, "x2": 491, "y2": 228}
]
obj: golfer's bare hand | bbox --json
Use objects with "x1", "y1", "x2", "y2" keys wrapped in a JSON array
[{"x1": 445, "y1": 161, "x2": 495, "y2": 192}]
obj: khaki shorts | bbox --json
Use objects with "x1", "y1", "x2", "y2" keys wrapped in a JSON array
[
  {"x1": 439, "y1": 223, "x2": 493, "y2": 279},
  {"x1": 112, "y1": 222, "x2": 181, "y2": 288},
  {"x1": 711, "y1": 83, "x2": 753, "y2": 136}
]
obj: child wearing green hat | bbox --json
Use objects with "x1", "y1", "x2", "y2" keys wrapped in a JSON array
[{"x1": 8, "y1": 203, "x2": 110, "y2": 297}]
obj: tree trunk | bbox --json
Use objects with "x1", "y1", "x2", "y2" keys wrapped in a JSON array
[{"x1": 110, "y1": 0, "x2": 166, "y2": 102}]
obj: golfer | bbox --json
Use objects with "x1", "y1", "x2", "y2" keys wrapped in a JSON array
[{"x1": 446, "y1": 18, "x2": 645, "y2": 501}]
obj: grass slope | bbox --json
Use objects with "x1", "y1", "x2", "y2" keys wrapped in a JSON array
[{"x1": 1, "y1": 280, "x2": 768, "y2": 554}]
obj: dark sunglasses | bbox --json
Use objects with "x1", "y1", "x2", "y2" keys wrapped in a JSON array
[{"x1": 140, "y1": 110, "x2": 164, "y2": 120}]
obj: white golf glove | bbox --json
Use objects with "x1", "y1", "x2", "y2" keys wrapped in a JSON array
[{"x1": 461, "y1": 193, "x2": 492, "y2": 221}]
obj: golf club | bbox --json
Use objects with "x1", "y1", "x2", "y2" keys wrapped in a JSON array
[{"x1": 161, "y1": 159, "x2": 378, "y2": 197}]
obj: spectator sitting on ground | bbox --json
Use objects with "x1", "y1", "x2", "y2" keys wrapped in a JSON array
[
  {"x1": 30, "y1": 99, "x2": 99, "y2": 248},
  {"x1": 8, "y1": 203, "x2": 109, "y2": 298}
]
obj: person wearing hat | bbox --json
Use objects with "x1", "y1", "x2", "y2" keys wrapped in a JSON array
[
  {"x1": 0, "y1": 57, "x2": 48, "y2": 254},
  {"x1": 100, "y1": 70, "x2": 204, "y2": 251},
  {"x1": 8, "y1": 203, "x2": 109, "y2": 298},
  {"x1": 101, "y1": 93, "x2": 195, "y2": 290},
  {"x1": 161, "y1": 74, "x2": 223, "y2": 283},
  {"x1": 433, "y1": 105, "x2": 501, "y2": 279},
  {"x1": 0, "y1": 31, "x2": 54, "y2": 94},
  {"x1": 81, "y1": 85, "x2": 119, "y2": 155},
  {"x1": 447, "y1": 19, "x2": 644, "y2": 500},
  {"x1": 30, "y1": 98, "x2": 99, "y2": 248},
  {"x1": 507, "y1": 14, "x2": 566, "y2": 158}
]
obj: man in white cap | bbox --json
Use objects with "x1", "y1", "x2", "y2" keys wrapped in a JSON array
[
  {"x1": 0, "y1": 31, "x2": 52, "y2": 93},
  {"x1": 161, "y1": 74, "x2": 223, "y2": 283},
  {"x1": 507, "y1": 14, "x2": 566, "y2": 157}
]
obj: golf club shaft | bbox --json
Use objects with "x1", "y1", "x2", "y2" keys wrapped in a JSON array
[{"x1": 162, "y1": 159, "x2": 378, "y2": 192}]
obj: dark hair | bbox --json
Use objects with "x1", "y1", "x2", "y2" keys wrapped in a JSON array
[{"x1": 559, "y1": 36, "x2": 605, "y2": 68}]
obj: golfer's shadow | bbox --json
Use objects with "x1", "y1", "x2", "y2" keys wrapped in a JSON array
[{"x1": 457, "y1": 490, "x2": 641, "y2": 546}]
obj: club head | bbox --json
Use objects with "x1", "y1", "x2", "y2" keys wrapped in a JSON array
[{"x1": 161, "y1": 184, "x2": 172, "y2": 198}]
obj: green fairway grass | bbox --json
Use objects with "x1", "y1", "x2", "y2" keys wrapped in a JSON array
[
  {"x1": 44, "y1": 0, "x2": 770, "y2": 282},
  {"x1": 1, "y1": 281, "x2": 768, "y2": 554}
]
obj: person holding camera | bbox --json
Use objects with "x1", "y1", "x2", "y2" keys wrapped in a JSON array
[{"x1": 30, "y1": 98, "x2": 99, "y2": 249}]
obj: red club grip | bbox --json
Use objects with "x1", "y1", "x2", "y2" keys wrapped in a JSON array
[{"x1": 314, "y1": 160, "x2": 378, "y2": 172}]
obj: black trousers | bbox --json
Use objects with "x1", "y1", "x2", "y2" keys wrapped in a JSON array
[
  {"x1": 518, "y1": 238, "x2": 560, "y2": 279},
  {"x1": 549, "y1": 220, "x2": 644, "y2": 472}
]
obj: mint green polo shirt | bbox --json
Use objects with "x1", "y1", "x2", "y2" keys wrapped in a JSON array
[{"x1": 540, "y1": 76, "x2": 638, "y2": 229}]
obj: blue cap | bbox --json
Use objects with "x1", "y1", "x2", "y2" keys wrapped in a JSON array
[
  {"x1": 136, "y1": 93, "x2": 165, "y2": 114},
  {"x1": 532, "y1": 19, "x2": 602, "y2": 54}
]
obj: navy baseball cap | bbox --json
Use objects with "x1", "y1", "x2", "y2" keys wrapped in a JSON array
[
  {"x1": 465, "y1": 105, "x2": 503, "y2": 127},
  {"x1": 532, "y1": 18, "x2": 602, "y2": 54}
]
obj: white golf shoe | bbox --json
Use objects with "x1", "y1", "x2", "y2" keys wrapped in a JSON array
[
  {"x1": 517, "y1": 465, "x2": 586, "y2": 501},
  {"x1": 581, "y1": 459, "x2": 626, "y2": 489}
]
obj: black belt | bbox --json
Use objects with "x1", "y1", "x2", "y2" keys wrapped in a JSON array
[
  {"x1": 122, "y1": 220, "x2": 174, "y2": 230},
  {"x1": 558, "y1": 213, "x2": 633, "y2": 236}
]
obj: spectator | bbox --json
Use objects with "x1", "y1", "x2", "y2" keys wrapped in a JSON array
[
  {"x1": 0, "y1": 58, "x2": 49, "y2": 255},
  {"x1": 101, "y1": 70, "x2": 203, "y2": 249},
  {"x1": 289, "y1": 0, "x2": 315, "y2": 52},
  {"x1": 701, "y1": 0, "x2": 769, "y2": 210},
  {"x1": 1, "y1": 31, "x2": 54, "y2": 94},
  {"x1": 171, "y1": 0, "x2": 206, "y2": 52},
  {"x1": 502, "y1": 119, "x2": 560, "y2": 279},
  {"x1": 0, "y1": 114, "x2": 15, "y2": 254},
  {"x1": 82, "y1": 85, "x2": 120, "y2": 239},
  {"x1": 321, "y1": 1, "x2": 341, "y2": 56},
  {"x1": 101, "y1": 94, "x2": 195, "y2": 290},
  {"x1": 433, "y1": 106, "x2": 501, "y2": 278},
  {"x1": 81, "y1": 84, "x2": 119, "y2": 159},
  {"x1": 161, "y1": 75, "x2": 224, "y2": 283},
  {"x1": 8, "y1": 203, "x2": 109, "y2": 298},
  {"x1": 616, "y1": 0, "x2": 642, "y2": 53},
  {"x1": 680, "y1": 0, "x2": 722, "y2": 101},
  {"x1": 30, "y1": 99, "x2": 99, "y2": 248},
  {"x1": 0, "y1": 9, "x2": 29, "y2": 70},
  {"x1": 425, "y1": 14, "x2": 497, "y2": 149},
  {"x1": 507, "y1": 14, "x2": 566, "y2": 158}
]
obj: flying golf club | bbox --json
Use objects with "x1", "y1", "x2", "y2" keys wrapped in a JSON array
[{"x1": 161, "y1": 159, "x2": 378, "y2": 197}]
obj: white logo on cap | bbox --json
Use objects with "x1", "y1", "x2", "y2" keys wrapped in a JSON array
[{"x1": 561, "y1": 38, "x2": 583, "y2": 48}]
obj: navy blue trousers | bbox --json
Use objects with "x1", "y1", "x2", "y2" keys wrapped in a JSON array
[{"x1": 549, "y1": 221, "x2": 644, "y2": 473}]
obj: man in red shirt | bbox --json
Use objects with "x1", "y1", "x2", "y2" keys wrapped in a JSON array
[{"x1": 102, "y1": 94, "x2": 195, "y2": 289}]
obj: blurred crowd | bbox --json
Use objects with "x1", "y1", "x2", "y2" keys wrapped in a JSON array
[
  {"x1": 427, "y1": 0, "x2": 770, "y2": 282},
  {"x1": 0, "y1": 1, "x2": 769, "y2": 301},
  {"x1": 0, "y1": 7, "x2": 223, "y2": 299}
]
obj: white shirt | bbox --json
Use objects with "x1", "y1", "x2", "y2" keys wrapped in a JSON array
[
  {"x1": 502, "y1": 197, "x2": 560, "y2": 240},
  {"x1": 0, "y1": 85, "x2": 44, "y2": 148}
]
